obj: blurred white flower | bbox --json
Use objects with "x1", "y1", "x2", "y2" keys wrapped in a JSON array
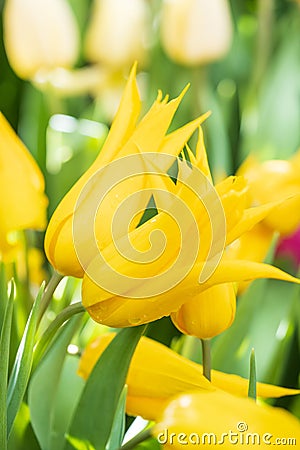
[
  {"x1": 160, "y1": 0, "x2": 233, "y2": 66},
  {"x1": 3, "y1": 0, "x2": 79, "y2": 80},
  {"x1": 84, "y1": 0, "x2": 151, "y2": 69}
]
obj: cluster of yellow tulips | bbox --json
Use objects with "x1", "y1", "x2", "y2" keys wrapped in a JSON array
[
  {"x1": 1, "y1": 63, "x2": 300, "y2": 448},
  {"x1": 1, "y1": 0, "x2": 300, "y2": 448}
]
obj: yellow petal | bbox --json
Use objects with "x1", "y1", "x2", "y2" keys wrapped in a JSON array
[
  {"x1": 207, "y1": 259, "x2": 300, "y2": 287},
  {"x1": 171, "y1": 283, "x2": 236, "y2": 339},
  {"x1": 0, "y1": 114, "x2": 47, "y2": 257},
  {"x1": 211, "y1": 370, "x2": 300, "y2": 398},
  {"x1": 216, "y1": 176, "x2": 249, "y2": 234},
  {"x1": 158, "y1": 116, "x2": 209, "y2": 159},
  {"x1": 44, "y1": 65, "x2": 141, "y2": 276},
  {"x1": 238, "y1": 156, "x2": 300, "y2": 235},
  {"x1": 154, "y1": 390, "x2": 300, "y2": 448},
  {"x1": 194, "y1": 125, "x2": 212, "y2": 182},
  {"x1": 226, "y1": 202, "x2": 278, "y2": 246}
]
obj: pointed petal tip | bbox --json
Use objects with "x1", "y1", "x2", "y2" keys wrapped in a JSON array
[{"x1": 129, "y1": 61, "x2": 138, "y2": 77}]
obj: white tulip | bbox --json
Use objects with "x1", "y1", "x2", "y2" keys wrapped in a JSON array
[
  {"x1": 3, "y1": 0, "x2": 79, "y2": 80},
  {"x1": 85, "y1": 0, "x2": 151, "y2": 69},
  {"x1": 161, "y1": 0, "x2": 233, "y2": 66}
]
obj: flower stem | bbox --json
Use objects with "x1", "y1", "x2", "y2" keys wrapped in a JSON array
[
  {"x1": 201, "y1": 338, "x2": 211, "y2": 381},
  {"x1": 253, "y1": 0, "x2": 274, "y2": 88},
  {"x1": 37, "y1": 271, "x2": 64, "y2": 325},
  {"x1": 33, "y1": 302, "x2": 85, "y2": 369},
  {"x1": 120, "y1": 427, "x2": 153, "y2": 450}
]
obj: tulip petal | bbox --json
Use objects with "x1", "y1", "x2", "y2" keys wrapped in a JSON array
[
  {"x1": 171, "y1": 283, "x2": 236, "y2": 339},
  {"x1": 207, "y1": 259, "x2": 300, "y2": 286},
  {"x1": 44, "y1": 65, "x2": 141, "y2": 275},
  {"x1": 211, "y1": 370, "x2": 300, "y2": 398},
  {"x1": 0, "y1": 114, "x2": 47, "y2": 257}
]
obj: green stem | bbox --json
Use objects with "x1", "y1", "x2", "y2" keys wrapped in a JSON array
[
  {"x1": 33, "y1": 302, "x2": 85, "y2": 369},
  {"x1": 253, "y1": 0, "x2": 274, "y2": 88},
  {"x1": 37, "y1": 271, "x2": 64, "y2": 325},
  {"x1": 120, "y1": 427, "x2": 153, "y2": 450},
  {"x1": 201, "y1": 338, "x2": 211, "y2": 381}
]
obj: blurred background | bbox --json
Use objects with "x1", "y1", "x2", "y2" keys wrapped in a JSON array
[{"x1": 1, "y1": 0, "x2": 300, "y2": 439}]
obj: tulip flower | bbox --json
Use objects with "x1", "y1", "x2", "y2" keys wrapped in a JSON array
[
  {"x1": 171, "y1": 282, "x2": 236, "y2": 339},
  {"x1": 226, "y1": 153, "x2": 300, "y2": 291},
  {"x1": 160, "y1": 0, "x2": 233, "y2": 66},
  {"x1": 45, "y1": 64, "x2": 210, "y2": 277},
  {"x1": 238, "y1": 154, "x2": 300, "y2": 236},
  {"x1": 84, "y1": 0, "x2": 151, "y2": 69},
  {"x1": 3, "y1": 0, "x2": 79, "y2": 80},
  {"x1": 78, "y1": 333, "x2": 299, "y2": 421},
  {"x1": 45, "y1": 65, "x2": 300, "y2": 328},
  {"x1": 0, "y1": 114, "x2": 47, "y2": 260},
  {"x1": 153, "y1": 390, "x2": 300, "y2": 448}
]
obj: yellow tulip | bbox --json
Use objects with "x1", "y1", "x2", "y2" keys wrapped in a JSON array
[
  {"x1": 154, "y1": 390, "x2": 300, "y2": 449},
  {"x1": 3, "y1": 0, "x2": 79, "y2": 80},
  {"x1": 171, "y1": 283, "x2": 236, "y2": 339},
  {"x1": 45, "y1": 64, "x2": 209, "y2": 277},
  {"x1": 81, "y1": 175, "x2": 299, "y2": 327},
  {"x1": 238, "y1": 154, "x2": 300, "y2": 236},
  {"x1": 227, "y1": 153, "x2": 300, "y2": 291},
  {"x1": 160, "y1": 0, "x2": 233, "y2": 66},
  {"x1": 78, "y1": 333, "x2": 299, "y2": 421},
  {"x1": 45, "y1": 65, "x2": 300, "y2": 328},
  {"x1": 0, "y1": 114, "x2": 47, "y2": 260},
  {"x1": 84, "y1": 0, "x2": 151, "y2": 69}
]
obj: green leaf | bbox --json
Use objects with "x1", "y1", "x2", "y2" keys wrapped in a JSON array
[
  {"x1": 7, "y1": 283, "x2": 45, "y2": 435},
  {"x1": 50, "y1": 355, "x2": 85, "y2": 450},
  {"x1": 0, "y1": 282, "x2": 15, "y2": 450},
  {"x1": 0, "y1": 263, "x2": 8, "y2": 328},
  {"x1": 28, "y1": 316, "x2": 83, "y2": 450},
  {"x1": 66, "y1": 435, "x2": 95, "y2": 450},
  {"x1": 64, "y1": 325, "x2": 147, "y2": 450},
  {"x1": 248, "y1": 348, "x2": 257, "y2": 400},
  {"x1": 105, "y1": 386, "x2": 127, "y2": 450}
]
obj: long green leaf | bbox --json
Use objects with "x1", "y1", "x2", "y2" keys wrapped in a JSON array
[
  {"x1": 0, "y1": 282, "x2": 15, "y2": 450},
  {"x1": 64, "y1": 325, "x2": 147, "y2": 450},
  {"x1": 7, "y1": 283, "x2": 45, "y2": 435},
  {"x1": 0, "y1": 264, "x2": 8, "y2": 328},
  {"x1": 28, "y1": 316, "x2": 83, "y2": 450},
  {"x1": 105, "y1": 386, "x2": 127, "y2": 450}
]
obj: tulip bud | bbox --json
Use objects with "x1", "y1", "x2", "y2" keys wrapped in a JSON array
[
  {"x1": 84, "y1": 0, "x2": 151, "y2": 69},
  {"x1": 160, "y1": 0, "x2": 233, "y2": 66},
  {"x1": 3, "y1": 0, "x2": 79, "y2": 80},
  {"x1": 171, "y1": 283, "x2": 236, "y2": 339}
]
